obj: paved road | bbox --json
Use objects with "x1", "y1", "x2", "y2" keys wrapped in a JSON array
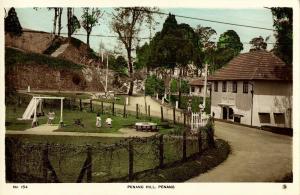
[{"x1": 187, "y1": 121, "x2": 292, "y2": 182}]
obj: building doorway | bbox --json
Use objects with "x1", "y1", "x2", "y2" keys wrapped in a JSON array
[{"x1": 222, "y1": 107, "x2": 227, "y2": 119}]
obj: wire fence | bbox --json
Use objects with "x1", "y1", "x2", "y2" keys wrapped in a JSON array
[{"x1": 6, "y1": 129, "x2": 214, "y2": 183}]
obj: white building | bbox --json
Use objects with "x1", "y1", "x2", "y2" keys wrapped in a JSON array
[
  {"x1": 208, "y1": 50, "x2": 292, "y2": 128},
  {"x1": 189, "y1": 79, "x2": 211, "y2": 97}
]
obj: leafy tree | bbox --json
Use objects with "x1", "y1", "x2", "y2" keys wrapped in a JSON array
[
  {"x1": 149, "y1": 14, "x2": 201, "y2": 107},
  {"x1": 67, "y1": 8, "x2": 80, "y2": 39},
  {"x1": 145, "y1": 75, "x2": 165, "y2": 96},
  {"x1": 206, "y1": 30, "x2": 243, "y2": 71},
  {"x1": 195, "y1": 25, "x2": 217, "y2": 75},
  {"x1": 135, "y1": 42, "x2": 151, "y2": 70},
  {"x1": 112, "y1": 55, "x2": 128, "y2": 75},
  {"x1": 170, "y1": 79, "x2": 178, "y2": 94},
  {"x1": 249, "y1": 36, "x2": 270, "y2": 51},
  {"x1": 5, "y1": 7, "x2": 22, "y2": 36},
  {"x1": 271, "y1": 8, "x2": 293, "y2": 65},
  {"x1": 81, "y1": 8, "x2": 103, "y2": 47},
  {"x1": 217, "y1": 30, "x2": 243, "y2": 55},
  {"x1": 111, "y1": 7, "x2": 158, "y2": 95},
  {"x1": 180, "y1": 80, "x2": 190, "y2": 94}
]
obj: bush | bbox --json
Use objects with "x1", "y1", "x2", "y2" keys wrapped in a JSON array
[
  {"x1": 145, "y1": 75, "x2": 165, "y2": 97},
  {"x1": 170, "y1": 79, "x2": 178, "y2": 93},
  {"x1": 199, "y1": 119, "x2": 215, "y2": 148}
]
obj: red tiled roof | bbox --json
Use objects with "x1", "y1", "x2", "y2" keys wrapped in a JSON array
[
  {"x1": 208, "y1": 50, "x2": 292, "y2": 81},
  {"x1": 189, "y1": 79, "x2": 211, "y2": 86}
]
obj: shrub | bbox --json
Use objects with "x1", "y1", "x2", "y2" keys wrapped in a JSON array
[
  {"x1": 199, "y1": 118, "x2": 215, "y2": 148},
  {"x1": 145, "y1": 75, "x2": 165, "y2": 97}
]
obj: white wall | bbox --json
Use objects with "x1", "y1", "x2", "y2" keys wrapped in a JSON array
[{"x1": 252, "y1": 81, "x2": 292, "y2": 128}]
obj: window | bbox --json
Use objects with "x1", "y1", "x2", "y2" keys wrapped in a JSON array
[
  {"x1": 214, "y1": 81, "x2": 218, "y2": 92},
  {"x1": 232, "y1": 81, "x2": 237, "y2": 93},
  {"x1": 274, "y1": 113, "x2": 285, "y2": 124},
  {"x1": 243, "y1": 81, "x2": 248, "y2": 93},
  {"x1": 191, "y1": 86, "x2": 195, "y2": 92},
  {"x1": 259, "y1": 113, "x2": 271, "y2": 123},
  {"x1": 222, "y1": 81, "x2": 227, "y2": 92}
]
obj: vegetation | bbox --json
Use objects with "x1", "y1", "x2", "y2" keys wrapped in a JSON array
[
  {"x1": 5, "y1": 47, "x2": 83, "y2": 70},
  {"x1": 81, "y1": 8, "x2": 103, "y2": 47},
  {"x1": 271, "y1": 8, "x2": 293, "y2": 65},
  {"x1": 67, "y1": 8, "x2": 81, "y2": 39},
  {"x1": 145, "y1": 75, "x2": 165, "y2": 97},
  {"x1": 5, "y1": 7, "x2": 22, "y2": 36},
  {"x1": 170, "y1": 95, "x2": 211, "y2": 113},
  {"x1": 249, "y1": 36, "x2": 269, "y2": 51},
  {"x1": 111, "y1": 7, "x2": 158, "y2": 95},
  {"x1": 134, "y1": 139, "x2": 230, "y2": 182}
]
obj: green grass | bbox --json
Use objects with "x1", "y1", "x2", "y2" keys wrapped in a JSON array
[
  {"x1": 5, "y1": 105, "x2": 181, "y2": 134},
  {"x1": 5, "y1": 47, "x2": 82, "y2": 70}
]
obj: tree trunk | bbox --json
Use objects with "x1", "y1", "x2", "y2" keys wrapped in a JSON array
[
  {"x1": 87, "y1": 31, "x2": 90, "y2": 47},
  {"x1": 67, "y1": 8, "x2": 72, "y2": 39},
  {"x1": 57, "y1": 8, "x2": 63, "y2": 36},
  {"x1": 127, "y1": 48, "x2": 134, "y2": 96},
  {"x1": 53, "y1": 8, "x2": 58, "y2": 35}
]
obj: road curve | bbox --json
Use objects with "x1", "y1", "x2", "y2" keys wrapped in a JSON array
[{"x1": 187, "y1": 121, "x2": 292, "y2": 182}]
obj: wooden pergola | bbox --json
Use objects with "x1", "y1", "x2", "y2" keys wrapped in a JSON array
[{"x1": 32, "y1": 96, "x2": 65, "y2": 127}]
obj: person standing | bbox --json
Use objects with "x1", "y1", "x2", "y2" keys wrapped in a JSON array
[{"x1": 96, "y1": 113, "x2": 102, "y2": 128}]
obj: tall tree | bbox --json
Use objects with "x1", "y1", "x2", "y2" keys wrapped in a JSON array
[
  {"x1": 81, "y1": 8, "x2": 103, "y2": 47},
  {"x1": 111, "y1": 7, "x2": 158, "y2": 95},
  {"x1": 67, "y1": 8, "x2": 80, "y2": 39},
  {"x1": 149, "y1": 14, "x2": 200, "y2": 107},
  {"x1": 249, "y1": 36, "x2": 269, "y2": 51},
  {"x1": 208, "y1": 30, "x2": 244, "y2": 70},
  {"x1": 5, "y1": 7, "x2": 22, "y2": 36},
  {"x1": 195, "y1": 25, "x2": 217, "y2": 75},
  {"x1": 57, "y1": 8, "x2": 63, "y2": 36},
  {"x1": 271, "y1": 8, "x2": 293, "y2": 65}
]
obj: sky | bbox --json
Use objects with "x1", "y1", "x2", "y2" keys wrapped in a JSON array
[{"x1": 14, "y1": 7, "x2": 276, "y2": 55}]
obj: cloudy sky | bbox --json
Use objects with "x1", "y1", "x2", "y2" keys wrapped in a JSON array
[{"x1": 15, "y1": 7, "x2": 276, "y2": 55}]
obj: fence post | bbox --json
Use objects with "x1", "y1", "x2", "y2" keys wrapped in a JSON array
[
  {"x1": 112, "y1": 102, "x2": 115, "y2": 116},
  {"x1": 17, "y1": 95, "x2": 21, "y2": 107},
  {"x1": 101, "y1": 101, "x2": 104, "y2": 114},
  {"x1": 128, "y1": 140, "x2": 134, "y2": 181},
  {"x1": 198, "y1": 131, "x2": 202, "y2": 154},
  {"x1": 86, "y1": 145, "x2": 92, "y2": 183},
  {"x1": 158, "y1": 135, "x2": 164, "y2": 168},
  {"x1": 42, "y1": 143, "x2": 49, "y2": 182},
  {"x1": 160, "y1": 106, "x2": 164, "y2": 122},
  {"x1": 173, "y1": 107, "x2": 176, "y2": 124},
  {"x1": 182, "y1": 131, "x2": 187, "y2": 162},
  {"x1": 5, "y1": 140, "x2": 13, "y2": 181},
  {"x1": 79, "y1": 99, "x2": 82, "y2": 111},
  {"x1": 123, "y1": 104, "x2": 126, "y2": 118},
  {"x1": 136, "y1": 104, "x2": 139, "y2": 119},
  {"x1": 148, "y1": 105, "x2": 151, "y2": 121},
  {"x1": 90, "y1": 99, "x2": 93, "y2": 112}
]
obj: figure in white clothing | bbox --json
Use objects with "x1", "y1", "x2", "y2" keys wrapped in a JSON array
[
  {"x1": 47, "y1": 110, "x2": 55, "y2": 125},
  {"x1": 105, "y1": 117, "x2": 112, "y2": 128},
  {"x1": 96, "y1": 113, "x2": 102, "y2": 128}
]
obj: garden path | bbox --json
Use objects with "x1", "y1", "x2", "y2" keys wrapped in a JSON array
[{"x1": 186, "y1": 121, "x2": 292, "y2": 182}]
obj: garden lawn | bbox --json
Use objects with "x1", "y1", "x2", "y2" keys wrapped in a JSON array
[{"x1": 5, "y1": 105, "x2": 181, "y2": 134}]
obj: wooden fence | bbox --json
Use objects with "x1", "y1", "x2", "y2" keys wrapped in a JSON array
[{"x1": 5, "y1": 131, "x2": 213, "y2": 183}]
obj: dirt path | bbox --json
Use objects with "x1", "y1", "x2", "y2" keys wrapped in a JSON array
[{"x1": 186, "y1": 121, "x2": 292, "y2": 182}]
